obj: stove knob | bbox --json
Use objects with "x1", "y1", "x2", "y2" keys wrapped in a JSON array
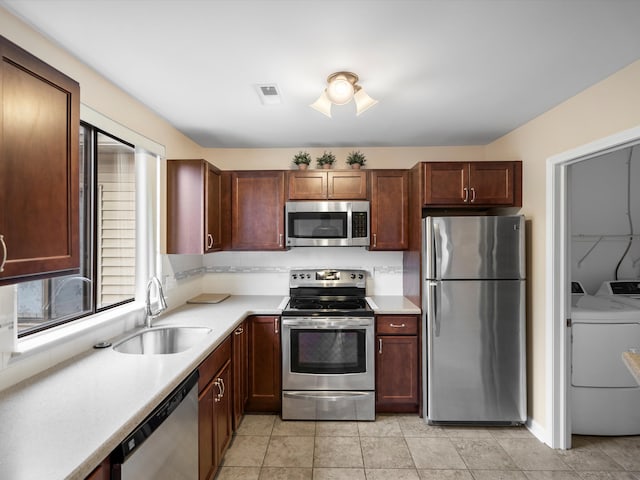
[
  {"x1": 292, "y1": 274, "x2": 297, "y2": 279},
  {"x1": 358, "y1": 274, "x2": 364, "y2": 279},
  {"x1": 350, "y1": 274, "x2": 356, "y2": 279},
  {"x1": 306, "y1": 274, "x2": 311, "y2": 279}
]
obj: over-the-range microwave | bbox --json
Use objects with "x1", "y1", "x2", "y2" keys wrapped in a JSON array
[{"x1": 285, "y1": 201, "x2": 370, "y2": 247}]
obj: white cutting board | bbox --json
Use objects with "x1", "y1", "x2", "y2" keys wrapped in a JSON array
[{"x1": 186, "y1": 293, "x2": 230, "y2": 304}]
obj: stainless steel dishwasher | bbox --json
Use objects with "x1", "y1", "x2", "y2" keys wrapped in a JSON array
[{"x1": 111, "y1": 370, "x2": 199, "y2": 480}]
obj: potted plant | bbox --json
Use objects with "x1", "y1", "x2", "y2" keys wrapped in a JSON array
[
  {"x1": 316, "y1": 151, "x2": 336, "y2": 169},
  {"x1": 346, "y1": 150, "x2": 366, "y2": 169},
  {"x1": 292, "y1": 151, "x2": 311, "y2": 170}
]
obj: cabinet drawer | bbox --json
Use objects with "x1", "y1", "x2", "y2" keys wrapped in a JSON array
[
  {"x1": 376, "y1": 316, "x2": 418, "y2": 335},
  {"x1": 199, "y1": 336, "x2": 232, "y2": 392}
]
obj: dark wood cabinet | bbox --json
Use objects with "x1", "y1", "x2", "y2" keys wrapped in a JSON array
[
  {"x1": 231, "y1": 171, "x2": 285, "y2": 250},
  {"x1": 232, "y1": 320, "x2": 248, "y2": 430},
  {"x1": 84, "y1": 459, "x2": 110, "y2": 480},
  {"x1": 246, "y1": 316, "x2": 281, "y2": 412},
  {"x1": 198, "y1": 336, "x2": 232, "y2": 480},
  {"x1": 288, "y1": 170, "x2": 367, "y2": 200},
  {"x1": 167, "y1": 159, "x2": 222, "y2": 254},
  {"x1": 370, "y1": 170, "x2": 409, "y2": 250},
  {"x1": 375, "y1": 315, "x2": 419, "y2": 413},
  {"x1": 0, "y1": 35, "x2": 80, "y2": 284},
  {"x1": 422, "y1": 161, "x2": 521, "y2": 207}
]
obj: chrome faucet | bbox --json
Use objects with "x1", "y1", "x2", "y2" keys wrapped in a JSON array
[{"x1": 145, "y1": 276, "x2": 168, "y2": 328}]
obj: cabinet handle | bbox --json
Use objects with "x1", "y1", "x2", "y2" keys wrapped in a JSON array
[
  {"x1": 389, "y1": 323, "x2": 406, "y2": 328},
  {"x1": 378, "y1": 338, "x2": 383, "y2": 354},
  {"x1": 214, "y1": 380, "x2": 221, "y2": 402},
  {"x1": 219, "y1": 377, "x2": 225, "y2": 398},
  {"x1": 235, "y1": 327, "x2": 244, "y2": 335},
  {"x1": 279, "y1": 233, "x2": 284, "y2": 248},
  {"x1": 463, "y1": 187, "x2": 469, "y2": 203},
  {"x1": 274, "y1": 317, "x2": 279, "y2": 335},
  {"x1": 373, "y1": 233, "x2": 377, "y2": 248},
  {"x1": 0, "y1": 234, "x2": 6, "y2": 273},
  {"x1": 207, "y1": 233, "x2": 214, "y2": 249},
  {"x1": 470, "y1": 187, "x2": 476, "y2": 203}
]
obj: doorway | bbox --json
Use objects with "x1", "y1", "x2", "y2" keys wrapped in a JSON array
[{"x1": 547, "y1": 125, "x2": 640, "y2": 449}]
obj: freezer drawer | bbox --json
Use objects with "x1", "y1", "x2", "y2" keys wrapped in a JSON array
[{"x1": 425, "y1": 279, "x2": 526, "y2": 424}]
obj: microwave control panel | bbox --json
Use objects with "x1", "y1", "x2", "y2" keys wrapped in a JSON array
[{"x1": 352, "y1": 212, "x2": 368, "y2": 238}]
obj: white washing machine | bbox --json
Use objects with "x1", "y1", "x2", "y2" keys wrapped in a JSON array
[{"x1": 571, "y1": 281, "x2": 640, "y2": 435}]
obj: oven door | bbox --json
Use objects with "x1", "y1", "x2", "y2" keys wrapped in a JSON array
[{"x1": 281, "y1": 316, "x2": 374, "y2": 391}]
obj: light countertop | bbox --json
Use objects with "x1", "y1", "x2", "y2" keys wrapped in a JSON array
[
  {"x1": 0, "y1": 294, "x2": 418, "y2": 480},
  {"x1": 622, "y1": 351, "x2": 640, "y2": 385}
]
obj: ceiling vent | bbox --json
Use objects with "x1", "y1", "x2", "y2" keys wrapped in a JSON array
[{"x1": 255, "y1": 84, "x2": 282, "y2": 105}]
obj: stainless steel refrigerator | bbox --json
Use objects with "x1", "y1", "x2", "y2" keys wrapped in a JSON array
[{"x1": 422, "y1": 215, "x2": 526, "y2": 425}]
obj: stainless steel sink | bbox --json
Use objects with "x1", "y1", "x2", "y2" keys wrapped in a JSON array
[{"x1": 113, "y1": 326, "x2": 212, "y2": 355}]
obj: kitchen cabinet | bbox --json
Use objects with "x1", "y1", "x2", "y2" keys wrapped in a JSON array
[
  {"x1": 232, "y1": 320, "x2": 248, "y2": 430},
  {"x1": 370, "y1": 170, "x2": 409, "y2": 250},
  {"x1": 288, "y1": 170, "x2": 367, "y2": 200},
  {"x1": 422, "y1": 161, "x2": 522, "y2": 207},
  {"x1": 198, "y1": 336, "x2": 232, "y2": 480},
  {"x1": 246, "y1": 315, "x2": 281, "y2": 412},
  {"x1": 0, "y1": 35, "x2": 80, "y2": 285},
  {"x1": 167, "y1": 159, "x2": 222, "y2": 254},
  {"x1": 230, "y1": 171, "x2": 285, "y2": 250},
  {"x1": 375, "y1": 315, "x2": 419, "y2": 413},
  {"x1": 84, "y1": 459, "x2": 110, "y2": 480}
]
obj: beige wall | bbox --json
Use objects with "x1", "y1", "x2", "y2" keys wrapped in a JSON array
[{"x1": 485, "y1": 59, "x2": 640, "y2": 430}]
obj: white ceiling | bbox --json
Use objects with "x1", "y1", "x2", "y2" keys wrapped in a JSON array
[{"x1": 3, "y1": 0, "x2": 640, "y2": 149}]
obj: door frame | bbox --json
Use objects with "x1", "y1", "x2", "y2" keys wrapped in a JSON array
[{"x1": 546, "y1": 124, "x2": 640, "y2": 449}]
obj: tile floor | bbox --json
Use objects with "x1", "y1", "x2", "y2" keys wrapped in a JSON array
[{"x1": 216, "y1": 414, "x2": 640, "y2": 480}]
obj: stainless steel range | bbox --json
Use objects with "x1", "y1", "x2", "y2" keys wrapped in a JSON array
[{"x1": 281, "y1": 268, "x2": 375, "y2": 421}]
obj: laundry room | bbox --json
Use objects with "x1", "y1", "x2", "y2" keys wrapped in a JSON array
[
  {"x1": 568, "y1": 144, "x2": 640, "y2": 437},
  {"x1": 570, "y1": 145, "x2": 640, "y2": 292}
]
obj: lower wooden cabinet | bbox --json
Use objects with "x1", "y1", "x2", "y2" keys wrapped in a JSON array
[
  {"x1": 375, "y1": 315, "x2": 420, "y2": 413},
  {"x1": 84, "y1": 458, "x2": 110, "y2": 480},
  {"x1": 198, "y1": 336, "x2": 233, "y2": 480},
  {"x1": 246, "y1": 316, "x2": 281, "y2": 412}
]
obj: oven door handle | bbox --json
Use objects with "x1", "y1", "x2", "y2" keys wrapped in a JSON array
[
  {"x1": 283, "y1": 391, "x2": 372, "y2": 401},
  {"x1": 281, "y1": 318, "x2": 373, "y2": 328}
]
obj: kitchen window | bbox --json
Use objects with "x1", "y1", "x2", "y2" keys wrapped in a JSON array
[{"x1": 16, "y1": 123, "x2": 136, "y2": 336}]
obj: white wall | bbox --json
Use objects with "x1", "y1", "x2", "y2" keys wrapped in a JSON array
[{"x1": 570, "y1": 146, "x2": 640, "y2": 293}]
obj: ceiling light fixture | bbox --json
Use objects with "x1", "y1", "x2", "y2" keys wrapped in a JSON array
[{"x1": 310, "y1": 71, "x2": 378, "y2": 118}]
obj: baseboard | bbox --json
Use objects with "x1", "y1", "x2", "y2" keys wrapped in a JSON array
[{"x1": 526, "y1": 416, "x2": 548, "y2": 446}]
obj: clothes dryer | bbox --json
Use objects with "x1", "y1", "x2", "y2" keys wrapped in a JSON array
[
  {"x1": 571, "y1": 281, "x2": 640, "y2": 435},
  {"x1": 597, "y1": 280, "x2": 640, "y2": 307}
]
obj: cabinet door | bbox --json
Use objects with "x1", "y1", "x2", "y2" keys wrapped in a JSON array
[
  {"x1": 206, "y1": 164, "x2": 222, "y2": 251},
  {"x1": 0, "y1": 35, "x2": 80, "y2": 283},
  {"x1": 246, "y1": 316, "x2": 281, "y2": 412},
  {"x1": 376, "y1": 335, "x2": 419, "y2": 412},
  {"x1": 232, "y1": 321, "x2": 247, "y2": 430},
  {"x1": 214, "y1": 361, "x2": 233, "y2": 466},
  {"x1": 167, "y1": 159, "x2": 223, "y2": 254},
  {"x1": 198, "y1": 381, "x2": 215, "y2": 480},
  {"x1": 288, "y1": 171, "x2": 327, "y2": 199},
  {"x1": 231, "y1": 171, "x2": 285, "y2": 250},
  {"x1": 370, "y1": 170, "x2": 409, "y2": 250},
  {"x1": 327, "y1": 171, "x2": 367, "y2": 199},
  {"x1": 422, "y1": 162, "x2": 468, "y2": 205},
  {"x1": 468, "y1": 162, "x2": 516, "y2": 205}
]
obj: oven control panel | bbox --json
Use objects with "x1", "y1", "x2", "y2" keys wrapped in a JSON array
[{"x1": 289, "y1": 269, "x2": 366, "y2": 288}]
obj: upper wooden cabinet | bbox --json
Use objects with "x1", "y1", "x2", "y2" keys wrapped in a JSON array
[
  {"x1": 167, "y1": 159, "x2": 222, "y2": 254},
  {"x1": 370, "y1": 170, "x2": 409, "y2": 250},
  {"x1": 422, "y1": 161, "x2": 522, "y2": 207},
  {"x1": 230, "y1": 171, "x2": 285, "y2": 250},
  {"x1": 288, "y1": 170, "x2": 367, "y2": 200},
  {"x1": 0, "y1": 35, "x2": 80, "y2": 284}
]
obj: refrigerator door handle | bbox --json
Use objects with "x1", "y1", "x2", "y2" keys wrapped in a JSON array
[{"x1": 427, "y1": 281, "x2": 439, "y2": 337}]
